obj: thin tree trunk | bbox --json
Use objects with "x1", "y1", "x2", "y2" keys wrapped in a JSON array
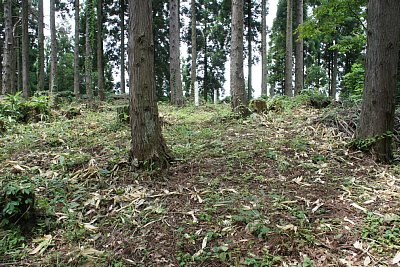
[
  {"x1": 74, "y1": 0, "x2": 80, "y2": 99},
  {"x1": 331, "y1": 47, "x2": 338, "y2": 98},
  {"x1": 120, "y1": 0, "x2": 125, "y2": 94},
  {"x1": 284, "y1": 0, "x2": 293, "y2": 96},
  {"x1": 11, "y1": 37, "x2": 17, "y2": 94},
  {"x1": 97, "y1": 0, "x2": 105, "y2": 100},
  {"x1": 38, "y1": 0, "x2": 45, "y2": 92},
  {"x1": 169, "y1": 0, "x2": 183, "y2": 106},
  {"x1": 357, "y1": 0, "x2": 400, "y2": 162},
  {"x1": 203, "y1": 27, "x2": 208, "y2": 102},
  {"x1": 294, "y1": 0, "x2": 303, "y2": 96},
  {"x1": 247, "y1": 0, "x2": 252, "y2": 100},
  {"x1": 50, "y1": 0, "x2": 58, "y2": 95},
  {"x1": 261, "y1": 0, "x2": 268, "y2": 96},
  {"x1": 128, "y1": 0, "x2": 170, "y2": 167},
  {"x1": 2, "y1": 0, "x2": 14, "y2": 94},
  {"x1": 190, "y1": 0, "x2": 197, "y2": 101},
  {"x1": 230, "y1": 0, "x2": 247, "y2": 109},
  {"x1": 21, "y1": 0, "x2": 29, "y2": 98},
  {"x1": 85, "y1": 0, "x2": 93, "y2": 100},
  {"x1": 16, "y1": 37, "x2": 21, "y2": 92}
]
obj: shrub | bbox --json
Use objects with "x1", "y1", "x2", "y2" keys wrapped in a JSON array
[
  {"x1": 0, "y1": 178, "x2": 36, "y2": 227},
  {"x1": 0, "y1": 92, "x2": 50, "y2": 123},
  {"x1": 299, "y1": 89, "x2": 332, "y2": 109},
  {"x1": 342, "y1": 63, "x2": 365, "y2": 102}
]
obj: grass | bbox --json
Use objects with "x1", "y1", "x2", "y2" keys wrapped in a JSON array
[{"x1": 0, "y1": 99, "x2": 399, "y2": 266}]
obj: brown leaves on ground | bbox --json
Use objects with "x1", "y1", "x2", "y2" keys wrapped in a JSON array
[{"x1": 1, "y1": 102, "x2": 399, "y2": 266}]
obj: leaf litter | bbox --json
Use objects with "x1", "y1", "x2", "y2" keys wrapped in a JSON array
[{"x1": 0, "y1": 101, "x2": 400, "y2": 266}]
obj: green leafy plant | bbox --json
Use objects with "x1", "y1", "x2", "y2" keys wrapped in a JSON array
[
  {"x1": 0, "y1": 92, "x2": 50, "y2": 123},
  {"x1": 342, "y1": 63, "x2": 365, "y2": 102},
  {"x1": 1, "y1": 178, "x2": 35, "y2": 227},
  {"x1": 349, "y1": 131, "x2": 393, "y2": 151}
]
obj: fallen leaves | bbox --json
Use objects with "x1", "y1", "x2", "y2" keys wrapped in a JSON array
[{"x1": 30, "y1": 235, "x2": 53, "y2": 255}]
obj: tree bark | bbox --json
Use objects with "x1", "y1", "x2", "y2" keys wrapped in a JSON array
[
  {"x1": 85, "y1": 0, "x2": 93, "y2": 100},
  {"x1": 21, "y1": 0, "x2": 30, "y2": 98},
  {"x1": 169, "y1": 0, "x2": 183, "y2": 106},
  {"x1": 284, "y1": 0, "x2": 293, "y2": 96},
  {"x1": 2, "y1": 0, "x2": 14, "y2": 95},
  {"x1": 97, "y1": 0, "x2": 105, "y2": 100},
  {"x1": 128, "y1": 0, "x2": 170, "y2": 167},
  {"x1": 16, "y1": 37, "x2": 22, "y2": 92},
  {"x1": 38, "y1": 0, "x2": 45, "y2": 92},
  {"x1": 357, "y1": 0, "x2": 400, "y2": 163},
  {"x1": 294, "y1": 0, "x2": 303, "y2": 96},
  {"x1": 230, "y1": 0, "x2": 247, "y2": 109},
  {"x1": 330, "y1": 47, "x2": 338, "y2": 98},
  {"x1": 261, "y1": 0, "x2": 268, "y2": 96},
  {"x1": 50, "y1": 0, "x2": 58, "y2": 95},
  {"x1": 74, "y1": 0, "x2": 80, "y2": 99},
  {"x1": 120, "y1": 0, "x2": 126, "y2": 94},
  {"x1": 190, "y1": 0, "x2": 197, "y2": 101},
  {"x1": 203, "y1": 24, "x2": 208, "y2": 102},
  {"x1": 247, "y1": 0, "x2": 252, "y2": 100}
]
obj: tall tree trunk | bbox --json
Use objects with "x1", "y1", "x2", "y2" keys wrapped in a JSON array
[
  {"x1": 294, "y1": 0, "x2": 303, "y2": 96},
  {"x1": 21, "y1": 0, "x2": 29, "y2": 98},
  {"x1": 357, "y1": 0, "x2": 400, "y2": 163},
  {"x1": 16, "y1": 36, "x2": 22, "y2": 92},
  {"x1": 128, "y1": 0, "x2": 170, "y2": 167},
  {"x1": 203, "y1": 26, "x2": 208, "y2": 102},
  {"x1": 85, "y1": 0, "x2": 93, "y2": 100},
  {"x1": 2, "y1": 0, "x2": 14, "y2": 94},
  {"x1": 74, "y1": 0, "x2": 80, "y2": 99},
  {"x1": 284, "y1": 0, "x2": 293, "y2": 96},
  {"x1": 316, "y1": 43, "x2": 321, "y2": 89},
  {"x1": 327, "y1": 44, "x2": 331, "y2": 94},
  {"x1": 230, "y1": 0, "x2": 247, "y2": 109},
  {"x1": 261, "y1": 0, "x2": 268, "y2": 96},
  {"x1": 50, "y1": 0, "x2": 58, "y2": 94},
  {"x1": 331, "y1": 47, "x2": 338, "y2": 98},
  {"x1": 247, "y1": 0, "x2": 252, "y2": 100},
  {"x1": 11, "y1": 37, "x2": 17, "y2": 94},
  {"x1": 169, "y1": 0, "x2": 183, "y2": 106},
  {"x1": 97, "y1": 0, "x2": 105, "y2": 100},
  {"x1": 190, "y1": 0, "x2": 197, "y2": 101},
  {"x1": 38, "y1": 0, "x2": 45, "y2": 92},
  {"x1": 120, "y1": 0, "x2": 125, "y2": 94}
]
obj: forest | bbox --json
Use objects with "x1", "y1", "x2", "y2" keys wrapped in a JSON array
[{"x1": 1, "y1": 0, "x2": 400, "y2": 266}]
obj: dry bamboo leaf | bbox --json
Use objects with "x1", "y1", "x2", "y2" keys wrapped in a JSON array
[
  {"x1": 82, "y1": 223, "x2": 98, "y2": 232},
  {"x1": 276, "y1": 224, "x2": 297, "y2": 233},
  {"x1": 351, "y1": 203, "x2": 367, "y2": 213},
  {"x1": 201, "y1": 235, "x2": 208, "y2": 250},
  {"x1": 29, "y1": 235, "x2": 52, "y2": 255},
  {"x1": 353, "y1": 240, "x2": 363, "y2": 250},
  {"x1": 392, "y1": 251, "x2": 400, "y2": 264},
  {"x1": 363, "y1": 256, "x2": 371, "y2": 266},
  {"x1": 187, "y1": 210, "x2": 198, "y2": 223},
  {"x1": 80, "y1": 247, "x2": 104, "y2": 256},
  {"x1": 12, "y1": 164, "x2": 25, "y2": 173}
]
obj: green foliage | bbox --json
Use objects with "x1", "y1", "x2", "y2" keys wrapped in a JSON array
[
  {"x1": 362, "y1": 213, "x2": 400, "y2": 252},
  {"x1": 299, "y1": 89, "x2": 332, "y2": 108},
  {"x1": 0, "y1": 92, "x2": 50, "y2": 124},
  {"x1": 0, "y1": 228, "x2": 26, "y2": 259},
  {"x1": 342, "y1": 63, "x2": 365, "y2": 101},
  {"x1": 116, "y1": 105, "x2": 129, "y2": 123},
  {"x1": 0, "y1": 178, "x2": 35, "y2": 227},
  {"x1": 350, "y1": 131, "x2": 393, "y2": 151}
]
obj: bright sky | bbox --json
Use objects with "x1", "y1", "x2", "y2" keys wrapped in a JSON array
[{"x1": 43, "y1": 0, "x2": 279, "y2": 97}]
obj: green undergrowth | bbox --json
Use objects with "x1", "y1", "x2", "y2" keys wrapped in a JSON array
[{"x1": 0, "y1": 96, "x2": 399, "y2": 266}]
